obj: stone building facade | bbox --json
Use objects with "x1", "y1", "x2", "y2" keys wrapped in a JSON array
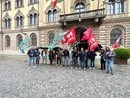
[{"x1": 0, "y1": 0, "x2": 130, "y2": 54}]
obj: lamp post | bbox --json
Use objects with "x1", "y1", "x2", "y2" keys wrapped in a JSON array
[
  {"x1": 78, "y1": 0, "x2": 82, "y2": 22},
  {"x1": 63, "y1": 0, "x2": 66, "y2": 26},
  {"x1": 94, "y1": 0, "x2": 100, "y2": 23}
]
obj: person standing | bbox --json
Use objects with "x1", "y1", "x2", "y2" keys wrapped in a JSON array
[
  {"x1": 36, "y1": 49, "x2": 40, "y2": 65},
  {"x1": 41, "y1": 49, "x2": 45, "y2": 64},
  {"x1": 49, "y1": 50, "x2": 53, "y2": 65},
  {"x1": 45, "y1": 50, "x2": 48, "y2": 64},
  {"x1": 89, "y1": 50, "x2": 97, "y2": 69},
  {"x1": 105, "y1": 47, "x2": 115, "y2": 75},
  {"x1": 79, "y1": 48, "x2": 85, "y2": 69},
  {"x1": 85, "y1": 49, "x2": 90, "y2": 69},
  {"x1": 100, "y1": 49, "x2": 106, "y2": 70},
  {"x1": 57, "y1": 49, "x2": 62, "y2": 65},
  {"x1": 63, "y1": 48, "x2": 69, "y2": 66},
  {"x1": 27, "y1": 46, "x2": 37, "y2": 69},
  {"x1": 71, "y1": 47, "x2": 78, "y2": 68}
]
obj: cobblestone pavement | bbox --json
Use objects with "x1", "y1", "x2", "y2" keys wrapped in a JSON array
[{"x1": 0, "y1": 56, "x2": 130, "y2": 98}]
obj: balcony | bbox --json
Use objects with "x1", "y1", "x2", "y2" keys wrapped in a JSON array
[{"x1": 59, "y1": 8, "x2": 106, "y2": 26}]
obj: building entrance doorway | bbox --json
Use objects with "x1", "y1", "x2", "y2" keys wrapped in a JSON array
[{"x1": 75, "y1": 27, "x2": 89, "y2": 51}]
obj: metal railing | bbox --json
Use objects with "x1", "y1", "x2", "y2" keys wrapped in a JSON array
[{"x1": 59, "y1": 8, "x2": 106, "y2": 22}]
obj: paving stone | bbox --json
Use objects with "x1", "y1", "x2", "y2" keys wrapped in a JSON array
[{"x1": 0, "y1": 56, "x2": 130, "y2": 98}]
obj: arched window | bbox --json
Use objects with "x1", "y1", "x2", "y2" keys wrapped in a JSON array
[
  {"x1": 34, "y1": 13, "x2": 38, "y2": 25},
  {"x1": 17, "y1": 34, "x2": 23, "y2": 47},
  {"x1": 4, "y1": 1, "x2": 11, "y2": 10},
  {"x1": 110, "y1": 28, "x2": 124, "y2": 46},
  {"x1": 16, "y1": 17, "x2": 19, "y2": 26},
  {"x1": 49, "y1": 33, "x2": 55, "y2": 44},
  {"x1": 16, "y1": 0, "x2": 23, "y2": 7},
  {"x1": 5, "y1": 19, "x2": 8, "y2": 28},
  {"x1": 30, "y1": 33, "x2": 37, "y2": 46},
  {"x1": 5, "y1": 2, "x2": 7, "y2": 10},
  {"x1": 48, "y1": 10, "x2": 53, "y2": 23},
  {"x1": 20, "y1": 16, "x2": 23, "y2": 26},
  {"x1": 5, "y1": 35, "x2": 11, "y2": 47},
  {"x1": 16, "y1": 16, "x2": 23, "y2": 27},
  {"x1": 8, "y1": 1, "x2": 11, "y2": 9},
  {"x1": 4, "y1": 18, "x2": 11, "y2": 28},
  {"x1": 75, "y1": 2, "x2": 85, "y2": 12},
  {"x1": 29, "y1": 13, "x2": 38, "y2": 25},
  {"x1": 30, "y1": 14, "x2": 33, "y2": 25},
  {"x1": 48, "y1": 9, "x2": 58, "y2": 23},
  {"x1": 53, "y1": 10, "x2": 58, "y2": 22}
]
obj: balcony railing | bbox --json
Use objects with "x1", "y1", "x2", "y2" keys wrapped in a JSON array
[{"x1": 59, "y1": 8, "x2": 106, "y2": 23}]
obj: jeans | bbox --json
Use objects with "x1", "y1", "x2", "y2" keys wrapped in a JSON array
[
  {"x1": 64, "y1": 56, "x2": 68, "y2": 66},
  {"x1": 100, "y1": 59, "x2": 106, "y2": 70},
  {"x1": 29, "y1": 57, "x2": 36, "y2": 67},
  {"x1": 90, "y1": 60, "x2": 95, "y2": 68},
  {"x1": 73, "y1": 57, "x2": 78, "y2": 67},
  {"x1": 106, "y1": 59, "x2": 113, "y2": 74},
  {"x1": 57, "y1": 57, "x2": 61, "y2": 65},
  {"x1": 80, "y1": 60, "x2": 85, "y2": 68},
  {"x1": 85, "y1": 59, "x2": 88, "y2": 68},
  {"x1": 49, "y1": 58, "x2": 53, "y2": 65},
  {"x1": 36, "y1": 56, "x2": 40, "y2": 65}
]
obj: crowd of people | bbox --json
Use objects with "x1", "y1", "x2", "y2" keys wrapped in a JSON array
[{"x1": 27, "y1": 46, "x2": 115, "y2": 75}]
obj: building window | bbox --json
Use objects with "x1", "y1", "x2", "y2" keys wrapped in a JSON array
[
  {"x1": 48, "y1": 10, "x2": 58, "y2": 23},
  {"x1": 110, "y1": 28, "x2": 124, "y2": 46},
  {"x1": 29, "y1": 0, "x2": 37, "y2": 4},
  {"x1": 108, "y1": 0, "x2": 126, "y2": 15},
  {"x1": 17, "y1": 34, "x2": 23, "y2": 47},
  {"x1": 4, "y1": 1, "x2": 11, "y2": 11},
  {"x1": 16, "y1": 0, "x2": 23, "y2": 8},
  {"x1": 29, "y1": 13, "x2": 38, "y2": 25},
  {"x1": 16, "y1": 16, "x2": 23, "y2": 27},
  {"x1": 4, "y1": 18, "x2": 11, "y2": 28},
  {"x1": 5, "y1": 35, "x2": 11, "y2": 47},
  {"x1": 49, "y1": 33, "x2": 55, "y2": 44},
  {"x1": 75, "y1": 2, "x2": 85, "y2": 13},
  {"x1": 30, "y1": 33, "x2": 37, "y2": 46}
]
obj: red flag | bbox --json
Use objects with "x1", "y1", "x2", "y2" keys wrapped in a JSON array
[
  {"x1": 52, "y1": 0, "x2": 58, "y2": 8},
  {"x1": 88, "y1": 35, "x2": 98, "y2": 51},
  {"x1": 81, "y1": 27, "x2": 92, "y2": 41},
  {"x1": 52, "y1": 0, "x2": 64, "y2": 8},
  {"x1": 81, "y1": 35, "x2": 87, "y2": 41},
  {"x1": 112, "y1": 32, "x2": 124, "y2": 49},
  {"x1": 64, "y1": 26, "x2": 77, "y2": 46}
]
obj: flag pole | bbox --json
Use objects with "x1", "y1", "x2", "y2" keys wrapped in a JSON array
[{"x1": 63, "y1": 0, "x2": 66, "y2": 24}]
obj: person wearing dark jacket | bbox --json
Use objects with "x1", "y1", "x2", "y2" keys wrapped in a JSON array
[
  {"x1": 71, "y1": 47, "x2": 78, "y2": 68},
  {"x1": 57, "y1": 50, "x2": 62, "y2": 65},
  {"x1": 36, "y1": 49, "x2": 40, "y2": 65},
  {"x1": 100, "y1": 49, "x2": 106, "y2": 70},
  {"x1": 79, "y1": 48, "x2": 85, "y2": 69},
  {"x1": 85, "y1": 49, "x2": 90, "y2": 69},
  {"x1": 89, "y1": 50, "x2": 97, "y2": 69},
  {"x1": 63, "y1": 48, "x2": 69, "y2": 66},
  {"x1": 105, "y1": 47, "x2": 115, "y2": 75},
  {"x1": 27, "y1": 46, "x2": 37, "y2": 69},
  {"x1": 49, "y1": 50, "x2": 53, "y2": 65}
]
